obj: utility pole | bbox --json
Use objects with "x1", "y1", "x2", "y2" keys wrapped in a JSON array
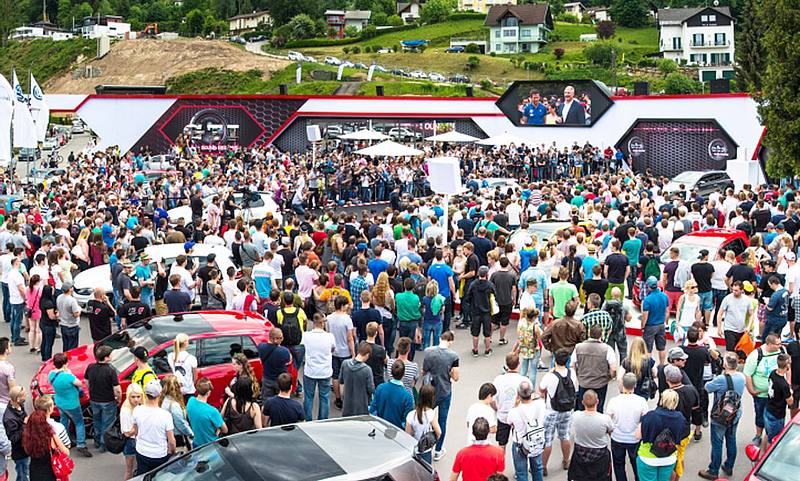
[
  {"x1": 611, "y1": 49, "x2": 617, "y2": 89},
  {"x1": 42, "y1": 0, "x2": 47, "y2": 22}
]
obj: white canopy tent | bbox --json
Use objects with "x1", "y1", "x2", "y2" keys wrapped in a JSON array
[
  {"x1": 354, "y1": 140, "x2": 424, "y2": 157},
  {"x1": 425, "y1": 131, "x2": 479, "y2": 143},
  {"x1": 338, "y1": 128, "x2": 390, "y2": 141},
  {"x1": 476, "y1": 132, "x2": 530, "y2": 147}
]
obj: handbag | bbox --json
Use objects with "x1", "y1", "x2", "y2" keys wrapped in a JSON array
[
  {"x1": 735, "y1": 331, "x2": 755, "y2": 359},
  {"x1": 103, "y1": 415, "x2": 127, "y2": 455},
  {"x1": 490, "y1": 293, "x2": 500, "y2": 316},
  {"x1": 51, "y1": 447, "x2": 75, "y2": 481}
]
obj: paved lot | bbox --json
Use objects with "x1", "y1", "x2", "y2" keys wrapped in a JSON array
[{"x1": 2, "y1": 302, "x2": 759, "y2": 481}]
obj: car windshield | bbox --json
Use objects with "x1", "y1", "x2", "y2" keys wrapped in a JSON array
[
  {"x1": 100, "y1": 325, "x2": 158, "y2": 373},
  {"x1": 672, "y1": 171, "x2": 705, "y2": 183},
  {"x1": 659, "y1": 237, "x2": 723, "y2": 263},
  {"x1": 755, "y1": 423, "x2": 800, "y2": 481},
  {"x1": 150, "y1": 444, "x2": 243, "y2": 481}
]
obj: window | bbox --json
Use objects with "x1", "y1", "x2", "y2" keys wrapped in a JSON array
[
  {"x1": 199, "y1": 336, "x2": 244, "y2": 367},
  {"x1": 494, "y1": 43, "x2": 501, "y2": 51},
  {"x1": 715, "y1": 33, "x2": 726, "y2": 45},
  {"x1": 693, "y1": 33, "x2": 704, "y2": 46},
  {"x1": 238, "y1": 337, "x2": 259, "y2": 359},
  {"x1": 690, "y1": 53, "x2": 707, "y2": 64},
  {"x1": 700, "y1": 14, "x2": 716, "y2": 23},
  {"x1": 521, "y1": 29, "x2": 531, "y2": 38},
  {"x1": 725, "y1": 239, "x2": 746, "y2": 256},
  {"x1": 148, "y1": 341, "x2": 198, "y2": 375},
  {"x1": 494, "y1": 29, "x2": 500, "y2": 38},
  {"x1": 755, "y1": 424, "x2": 800, "y2": 481},
  {"x1": 503, "y1": 29, "x2": 516, "y2": 37},
  {"x1": 672, "y1": 37, "x2": 682, "y2": 50},
  {"x1": 501, "y1": 16, "x2": 518, "y2": 27}
]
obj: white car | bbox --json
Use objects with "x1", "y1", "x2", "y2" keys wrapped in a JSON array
[
  {"x1": 409, "y1": 70, "x2": 427, "y2": 79},
  {"x1": 72, "y1": 243, "x2": 236, "y2": 312},
  {"x1": 388, "y1": 127, "x2": 422, "y2": 142},
  {"x1": 324, "y1": 56, "x2": 342, "y2": 66},
  {"x1": 144, "y1": 154, "x2": 175, "y2": 170},
  {"x1": 287, "y1": 51, "x2": 304, "y2": 61},
  {"x1": 373, "y1": 65, "x2": 387, "y2": 73},
  {"x1": 304, "y1": 55, "x2": 317, "y2": 63},
  {"x1": 428, "y1": 72, "x2": 446, "y2": 82},
  {"x1": 42, "y1": 137, "x2": 59, "y2": 150},
  {"x1": 21, "y1": 167, "x2": 67, "y2": 186},
  {"x1": 71, "y1": 122, "x2": 85, "y2": 134},
  {"x1": 482, "y1": 177, "x2": 522, "y2": 193},
  {"x1": 341, "y1": 60, "x2": 355, "y2": 68},
  {"x1": 167, "y1": 191, "x2": 282, "y2": 225}
]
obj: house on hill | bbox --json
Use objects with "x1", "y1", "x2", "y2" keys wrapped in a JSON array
[
  {"x1": 484, "y1": 3, "x2": 553, "y2": 54},
  {"x1": 457, "y1": 0, "x2": 516, "y2": 14},
  {"x1": 397, "y1": 0, "x2": 426, "y2": 23},
  {"x1": 657, "y1": 6, "x2": 735, "y2": 81},
  {"x1": 228, "y1": 11, "x2": 271, "y2": 35}
]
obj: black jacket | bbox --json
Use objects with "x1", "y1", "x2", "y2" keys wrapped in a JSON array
[
  {"x1": 463, "y1": 279, "x2": 495, "y2": 315},
  {"x1": 3, "y1": 404, "x2": 26, "y2": 460}
]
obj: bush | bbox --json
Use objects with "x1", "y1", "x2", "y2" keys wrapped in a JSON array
[
  {"x1": 465, "y1": 43, "x2": 481, "y2": 53},
  {"x1": 657, "y1": 58, "x2": 677, "y2": 76},
  {"x1": 490, "y1": 51, "x2": 496, "y2": 57},
  {"x1": 595, "y1": 20, "x2": 615, "y2": 40},
  {"x1": 387, "y1": 14, "x2": 404, "y2": 26},
  {"x1": 664, "y1": 72, "x2": 701, "y2": 94},
  {"x1": 361, "y1": 25, "x2": 378, "y2": 39},
  {"x1": 373, "y1": 12, "x2": 388, "y2": 26},
  {"x1": 466, "y1": 55, "x2": 480, "y2": 70},
  {"x1": 479, "y1": 79, "x2": 492, "y2": 90},
  {"x1": 343, "y1": 47, "x2": 350, "y2": 54},
  {"x1": 637, "y1": 57, "x2": 657, "y2": 68},
  {"x1": 420, "y1": 0, "x2": 453, "y2": 24},
  {"x1": 344, "y1": 25, "x2": 360, "y2": 38},
  {"x1": 556, "y1": 12, "x2": 580, "y2": 23},
  {"x1": 351, "y1": 46, "x2": 361, "y2": 54},
  {"x1": 583, "y1": 42, "x2": 621, "y2": 66},
  {"x1": 287, "y1": 14, "x2": 317, "y2": 40},
  {"x1": 554, "y1": 48, "x2": 565, "y2": 59},
  {"x1": 449, "y1": 12, "x2": 486, "y2": 21}
]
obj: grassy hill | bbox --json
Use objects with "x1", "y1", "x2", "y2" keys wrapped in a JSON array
[{"x1": 0, "y1": 38, "x2": 95, "y2": 86}]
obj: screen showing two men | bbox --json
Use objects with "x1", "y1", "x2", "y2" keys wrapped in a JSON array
[{"x1": 496, "y1": 80, "x2": 612, "y2": 127}]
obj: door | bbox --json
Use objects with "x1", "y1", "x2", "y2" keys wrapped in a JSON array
[{"x1": 197, "y1": 335, "x2": 260, "y2": 407}]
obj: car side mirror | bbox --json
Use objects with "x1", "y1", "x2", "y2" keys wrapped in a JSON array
[{"x1": 745, "y1": 443, "x2": 760, "y2": 462}]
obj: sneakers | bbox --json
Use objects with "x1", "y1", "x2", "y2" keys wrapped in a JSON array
[
  {"x1": 721, "y1": 466, "x2": 733, "y2": 476},
  {"x1": 432, "y1": 448, "x2": 446, "y2": 461},
  {"x1": 498, "y1": 338, "x2": 508, "y2": 346},
  {"x1": 694, "y1": 431, "x2": 702, "y2": 442},
  {"x1": 334, "y1": 398, "x2": 343, "y2": 409},
  {"x1": 456, "y1": 323, "x2": 469, "y2": 329},
  {"x1": 698, "y1": 470, "x2": 717, "y2": 480},
  {"x1": 76, "y1": 447, "x2": 93, "y2": 458},
  {"x1": 472, "y1": 349, "x2": 479, "y2": 358},
  {"x1": 484, "y1": 349, "x2": 493, "y2": 357}
]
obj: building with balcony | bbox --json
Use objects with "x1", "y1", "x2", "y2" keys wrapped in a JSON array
[
  {"x1": 457, "y1": 0, "x2": 516, "y2": 14},
  {"x1": 325, "y1": 10, "x2": 371, "y2": 38},
  {"x1": 484, "y1": 3, "x2": 553, "y2": 54},
  {"x1": 79, "y1": 15, "x2": 131, "y2": 39},
  {"x1": 657, "y1": 6, "x2": 735, "y2": 81},
  {"x1": 11, "y1": 21, "x2": 74, "y2": 41},
  {"x1": 397, "y1": 0, "x2": 425, "y2": 23},
  {"x1": 228, "y1": 10, "x2": 271, "y2": 35}
]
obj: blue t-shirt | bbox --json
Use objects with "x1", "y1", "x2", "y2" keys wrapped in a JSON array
[
  {"x1": 622, "y1": 238, "x2": 643, "y2": 267},
  {"x1": 48, "y1": 370, "x2": 80, "y2": 411},
  {"x1": 186, "y1": 397, "x2": 225, "y2": 448},
  {"x1": 766, "y1": 288, "x2": 789, "y2": 325},
  {"x1": 101, "y1": 224, "x2": 114, "y2": 248},
  {"x1": 642, "y1": 290, "x2": 669, "y2": 326},
  {"x1": 367, "y1": 258, "x2": 389, "y2": 281},
  {"x1": 705, "y1": 372, "x2": 746, "y2": 424},
  {"x1": 523, "y1": 102, "x2": 547, "y2": 125},
  {"x1": 427, "y1": 263, "x2": 454, "y2": 298},
  {"x1": 135, "y1": 264, "x2": 153, "y2": 297},
  {"x1": 581, "y1": 256, "x2": 600, "y2": 282},
  {"x1": 519, "y1": 249, "x2": 537, "y2": 272},
  {"x1": 263, "y1": 396, "x2": 305, "y2": 426}
]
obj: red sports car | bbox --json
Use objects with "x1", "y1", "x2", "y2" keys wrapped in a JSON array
[
  {"x1": 744, "y1": 411, "x2": 800, "y2": 481},
  {"x1": 31, "y1": 311, "x2": 292, "y2": 414}
]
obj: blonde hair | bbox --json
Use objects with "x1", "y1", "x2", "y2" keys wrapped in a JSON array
[
  {"x1": 122, "y1": 383, "x2": 144, "y2": 413},
  {"x1": 660, "y1": 389, "x2": 679, "y2": 410},
  {"x1": 425, "y1": 280, "x2": 439, "y2": 298},
  {"x1": 626, "y1": 337, "x2": 649, "y2": 379},
  {"x1": 33, "y1": 394, "x2": 54, "y2": 413},
  {"x1": 173, "y1": 333, "x2": 189, "y2": 364},
  {"x1": 372, "y1": 272, "x2": 391, "y2": 308},
  {"x1": 159, "y1": 375, "x2": 186, "y2": 412},
  {"x1": 683, "y1": 279, "x2": 697, "y2": 293}
]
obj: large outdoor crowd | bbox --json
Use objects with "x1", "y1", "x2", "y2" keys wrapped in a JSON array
[{"x1": 0, "y1": 139, "x2": 796, "y2": 481}]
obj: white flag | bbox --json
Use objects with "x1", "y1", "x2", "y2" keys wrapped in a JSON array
[
  {"x1": 367, "y1": 64, "x2": 376, "y2": 82},
  {"x1": 11, "y1": 69, "x2": 37, "y2": 149},
  {"x1": 0, "y1": 75, "x2": 13, "y2": 165},
  {"x1": 295, "y1": 63, "x2": 301, "y2": 84},
  {"x1": 29, "y1": 73, "x2": 49, "y2": 142},
  {"x1": 337, "y1": 63, "x2": 345, "y2": 81}
]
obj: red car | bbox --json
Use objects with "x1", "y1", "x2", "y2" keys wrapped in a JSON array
[
  {"x1": 744, "y1": 411, "x2": 800, "y2": 481},
  {"x1": 31, "y1": 311, "x2": 289, "y2": 414},
  {"x1": 633, "y1": 228, "x2": 750, "y2": 310}
]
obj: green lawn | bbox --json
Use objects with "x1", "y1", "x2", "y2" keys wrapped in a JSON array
[{"x1": 0, "y1": 38, "x2": 96, "y2": 86}]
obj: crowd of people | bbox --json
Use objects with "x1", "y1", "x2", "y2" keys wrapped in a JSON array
[{"x1": 0, "y1": 139, "x2": 797, "y2": 481}]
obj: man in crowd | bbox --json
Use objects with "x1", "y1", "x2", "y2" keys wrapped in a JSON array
[
  {"x1": 84, "y1": 345, "x2": 121, "y2": 453},
  {"x1": 464, "y1": 266, "x2": 496, "y2": 357},
  {"x1": 492, "y1": 353, "x2": 527, "y2": 453},
  {"x1": 571, "y1": 324, "x2": 617, "y2": 412},
  {"x1": 339, "y1": 342, "x2": 374, "y2": 416},
  {"x1": 423, "y1": 330, "x2": 459, "y2": 461},
  {"x1": 606, "y1": 373, "x2": 649, "y2": 481},
  {"x1": 744, "y1": 333, "x2": 785, "y2": 449},
  {"x1": 369, "y1": 360, "x2": 414, "y2": 429},
  {"x1": 449, "y1": 417, "x2": 504, "y2": 481},
  {"x1": 717, "y1": 281, "x2": 755, "y2": 351},
  {"x1": 127, "y1": 380, "x2": 176, "y2": 475},
  {"x1": 186, "y1": 377, "x2": 227, "y2": 448},
  {"x1": 539, "y1": 348, "x2": 576, "y2": 476},
  {"x1": 258, "y1": 327, "x2": 291, "y2": 401},
  {"x1": 641, "y1": 276, "x2": 669, "y2": 365},
  {"x1": 56, "y1": 282, "x2": 82, "y2": 352},
  {"x1": 263, "y1": 373, "x2": 305, "y2": 426},
  {"x1": 303, "y1": 313, "x2": 335, "y2": 421}
]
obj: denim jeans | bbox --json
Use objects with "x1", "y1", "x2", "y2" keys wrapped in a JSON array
[
  {"x1": 764, "y1": 408, "x2": 785, "y2": 443},
  {"x1": 520, "y1": 352, "x2": 541, "y2": 385},
  {"x1": 422, "y1": 322, "x2": 442, "y2": 349},
  {"x1": 398, "y1": 322, "x2": 418, "y2": 361},
  {"x1": 707, "y1": 420, "x2": 737, "y2": 476},
  {"x1": 140, "y1": 291, "x2": 154, "y2": 310},
  {"x1": 60, "y1": 405, "x2": 87, "y2": 448},
  {"x1": 288, "y1": 344, "x2": 305, "y2": 393},
  {"x1": 40, "y1": 321, "x2": 56, "y2": 361},
  {"x1": 762, "y1": 320, "x2": 787, "y2": 343},
  {"x1": 91, "y1": 401, "x2": 117, "y2": 449},
  {"x1": 61, "y1": 325, "x2": 80, "y2": 352},
  {"x1": 712, "y1": 288, "x2": 729, "y2": 324},
  {"x1": 435, "y1": 393, "x2": 451, "y2": 452},
  {"x1": 442, "y1": 296, "x2": 453, "y2": 333},
  {"x1": 576, "y1": 385, "x2": 608, "y2": 413},
  {"x1": 303, "y1": 375, "x2": 331, "y2": 421},
  {"x1": 1, "y1": 282, "x2": 9, "y2": 323},
  {"x1": 512, "y1": 443, "x2": 543, "y2": 481},
  {"x1": 626, "y1": 265, "x2": 639, "y2": 299},
  {"x1": 611, "y1": 439, "x2": 639, "y2": 481},
  {"x1": 9, "y1": 303, "x2": 24, "y2": 343},
  {"x1": 382, "y1": 316, "x2": 396, "y2": 357},
  {"x1": 14, "y1": 457, "x2": 29, "y2": 481}
]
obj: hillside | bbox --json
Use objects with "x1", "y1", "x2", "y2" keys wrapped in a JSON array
[
  {"x1": 0, "y1": 38, "x2": 95, "y2": 85},
  {"x1": 45, "y1": 38, "x2": 290, "y2": 94}
]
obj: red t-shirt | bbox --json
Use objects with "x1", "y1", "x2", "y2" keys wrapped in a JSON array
[{"x1": 451, "y1": 444, "x2": 505, "y2": 481}]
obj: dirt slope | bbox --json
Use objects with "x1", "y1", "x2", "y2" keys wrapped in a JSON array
[{"x1": 45, "y1": 38, "x2": 290, "y2": 94}]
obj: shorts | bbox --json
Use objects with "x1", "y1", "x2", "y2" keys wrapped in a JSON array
[
  {"x1": 332, "y1": 355, "x2": 350, "y2": 379},
  {"x1": 666, "y1": 290, "x2": 682, "y2": 314},
  {"x1": 491, "y1": 304, "x2": 513, "y2": 326},
  {"x1": 674, "y1": 435, "x2": 691, "y2": 477},
  {"x1": 123, "y1": 437, "x2": 136, "y2": 456},
  {"x1": 754, "y1": 395, "x2": 768, "y2": 429},
  {"x1": 792, "y1": 295, "x2": 800, "y2": 322},
  {"x1": 643, "y1": 324, "x2": 666, "y2": 352},
  {"x1": 471, "y1": 312, "x2": 492, "y2": 337},
  {"x1": 543, "y1": 411, "x2": 572, "y2": 446},
  {"x1": 698, "y1": 291, "x2": 714, "y2": 312},
  {"x1": 496, "y1": 420, "x2": 511, "y2": 446}
]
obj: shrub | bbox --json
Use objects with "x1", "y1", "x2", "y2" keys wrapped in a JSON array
[
  {"x1": 556, "y1": 12, "x2": 580, "y2": 23},
  {"x1": 479, "y1": 79, "x2": 492, "y2": 90},
  {"x1": 554, "y1": 48, "x2": 565, "y2": 59},
  {"x1": 595, "y1": 20, "x2": 615, "y2": 40},
  {"x1": 373, "y1": 12, "x2": 388, "y2": 26},
  {"x1": 583, "y1": 41, "x2": 621, "y2": 66},
  {"x1": 465, "y1": 43, "x2": 481, "y2": 53},
  {"x1": 466, "y1": 55, "x2": 480, "y2": 70},
  {"x1": 343, "y1": 47, "x2": 351, "y2": 54},
  {"x1": 664, "y1": 72, "x2": 701, "y2": 94},
  {"x1": 361, "y1": 25, "x2": 378, "y2": 39},
  {"x1": 351, "y1": 46, "x2": 361, "y2": 54},
  {"x1": 387, "y1": 14, "x2": 404, "y2": 26},
  {"x1": 344, "y1": 25, "x2": 360, "y2": 38},
  {"x1": 657, "y1": 58, "x2": 677, "y2": 76},
  {"x1": 490, "y1": 51, "x2": 496, "y2": 57}
]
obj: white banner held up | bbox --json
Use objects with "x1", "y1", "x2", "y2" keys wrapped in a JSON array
[
  {"x1": 0, "y1": 75, "x2": 13, "y2": 165},
  {"x1": 29, "y1": 73, "x2": 49, "y2": 142},
  {"x1": 11, "y1": 70, "x2": 37, "y2": 149},
  {"x1": 337, "y1": 63, "x2": 346, "y2": 81},
  {"x1": 367, "y1": 64, "x2": 376, "y2": 82}
]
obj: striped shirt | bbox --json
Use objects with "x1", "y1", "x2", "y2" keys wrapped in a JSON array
[
  {"x1": 580, "y1": 309, "x2": 613, "y2": 343},
  {"x1": 387, "y1": 357, "x2": 419, "y2": 395}
]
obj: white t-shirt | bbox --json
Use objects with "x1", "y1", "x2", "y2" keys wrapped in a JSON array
[
  {"x1": 606, "y1": 393, "x2": 650, "y2": 444},
  {"x1": 222, "y1": 279, "x2": 240, "y2": 310},
  {"x1": 6, "y1": 269, "x2": 25, "y2": 305},
  {"x1": 786, "y1": 263, "x2": 800, "y2": 295},
  {"x1": 465, "y1": 402, "x2": 497, "y2": 445},
  {"x1": 168, "y1": 351, "x2": 198, "y2": 395},
  {"x1": 303, "y1": 329, "x2": 335, "y2": 379},
  {"x1": 507, "y1": 399, "x2": 546, "y2": 456},
  {"x1": 492, "y1": 372, "x2": 527, "y2": 423},
  {"x1": 539, "y1": 368, "x2": 578, "y2": 414},
  {"x1": 131, "y1": 404, "x2": 174, "y2": 458},
  {"x1": 327, "y1": 312, "x2": 354, "y2": 357},
  {"x1": 506, "y1": 203, "x2": 523, "y2": 226},
  {"x1": 170, "y1": 265, "x2": 195, "y2": 300},
  {"x1": 711, "y1": 260, "x2": 731, "y2": 290},
  {"x1": 406, "y1": 407, "x2": 438, "y2": 445}
]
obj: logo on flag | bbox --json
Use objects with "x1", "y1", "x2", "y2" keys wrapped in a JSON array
[
  {"x1": 14, "y1": 84, "x2": 25, "y2": 103},
  {"x1": 32, "y1": 85, "x2": 43, "y2": 101}
]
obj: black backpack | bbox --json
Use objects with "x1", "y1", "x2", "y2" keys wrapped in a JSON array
[
  {"x1": 651, "y1": 427, "x2": 677, "y2": 457},
  {"x1": 710, "y1": 374, "x2": 741, "y2": 426},
  {"x1": 103, "y1": 415, "x2": 127, "y2": 455},
  {"x1": 603, "y1": 300, "x2": 625, "y2": 332},
  {"x1": 551, "y1": 369, "x2": 576, "y2": 412},
  {"x1": 280, "y1": 308, "x2": 303, "y2": 346}
]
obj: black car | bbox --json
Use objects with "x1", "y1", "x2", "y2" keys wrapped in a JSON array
[
  {"x1": 450, "y1": 74, "x2": 470, "y2": 84},
  {"x1": 663, "y1": 170, "x2": 735, "y2": 197},
  {"x1": 131, "y1": 416, "x2": 437, "y2": 481},
  {"x1": 390, "y1": 68, "x2": 408, "y2": 77}
]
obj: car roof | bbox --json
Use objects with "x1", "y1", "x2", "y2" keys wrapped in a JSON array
[
  {"x1": 133, "y1": 311, "x2": 268, "y2": 345},
  {"x1": 681, "y1": 228, "x2": 745, "y2": 240}
]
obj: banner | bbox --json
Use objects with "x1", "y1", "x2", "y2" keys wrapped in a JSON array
[
  {"x1": 0, "y1": 75, "x2": 13, "y2": 165},
  {"x1": 11, "y1": 70, "x2": 37, "y2": 149},
  {"x1": 337, "y1": 63, "x2": 345, "y2": 81},
  {"x1": 29, "y1": 73, "x2": 49, "y2": 142},
  {"x1": 295, "y1": 63, "x2": 301, "y2": 84},
  {"x1": 367, "y1": 64, "x2": 376, "y2": 82}
]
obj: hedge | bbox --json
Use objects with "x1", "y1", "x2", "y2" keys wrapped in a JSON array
[
  {"x1": 448, "y1": 12, "x2": 486, "y2": 21},
  {"x1": 284, "y1": 23, "x2": 417, "y2": 48}
]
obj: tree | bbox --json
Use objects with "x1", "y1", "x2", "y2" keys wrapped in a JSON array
[
  {"x1": 372, "y1": 11, "x2": 388, "y2": 25},
  {"x1": 595, "y1": 20, "x2": 615, "y2": 39},
  {"x1": 420, "y1": 0, "x2": 452, "y2": 24},
  {"x1": 465, "y1": 42, "x2": 480, "y2": 53},
  {"x1": 0, "y1": 0, "x2": 21, "y2": 45},
  {"x1": 610, "y1": 0, "x2": 649, "y2": 28},
  {"x1": 553, "y1": 47, "x2": 565, "y2": 59},
  {"x1": 664, "y1": 72, "x2": 699, "y2": 94},
  {"x1": 465, "y1": 55, "x2": 479, "y2": 70},
  {"x1": 759, "y1": 0, "x2": 800, "y2": 178},
  {"x1": 287, "y1": 13, "x2": 316, "y2": 40},
  {"x1": 56, "y1": 0, "x2": 72, "y2": 28},
  {"x1": 73, "y1": 2, "x2": 94, "y2": 22},
  {"x1": 583, "y1": 41, "x2": 620, "y2": 66},
  {"x1": 387, "y1": 14, "x2": 403, "y2": 26},
  {"x1": 96, "y1": 0, "x2": 114, "y2": 16},
  {"x1": 735, "y1": 0, "x2": 765, "y2": 93},
  {"x1": 657, "y1": 58, "x2": 677, "y2": 76},
  {"x1": 183, "y1": 8, "x2": 205, "y2": 36}
]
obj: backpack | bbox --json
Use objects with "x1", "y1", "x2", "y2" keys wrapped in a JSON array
[
  {"x1": 603, "y1": 300, "x2": 625, "y2": 332},
  {"x1": 710, "y1": 374, "x2": 741, "y2": 426},
  {"x1": 643, "y1": 255, "x2": 661, "y2": 281},
  {"x1": 550, "y1": 369, "x2": 576, "y2": 412},
  {"x1": 651, "y1": 427, "x2": 677, "y2": 457},
  {"x1": 280, "y1": 308, "x2": 303, "y2": 346}
]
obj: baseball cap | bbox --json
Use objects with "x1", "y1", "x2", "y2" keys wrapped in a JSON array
[
  {"x1": 131, "y1": 346, "x2": 149, "y2": 362},
  {"x1": 667, "y1": 347, "x2": 688, "y2": 361},
  {"x1": 646, "y1": 276, "x2": 658, "y2": 289},
  {"x1": 777, "y1": 222, "x2": 786, "y2": 230},
  {"x1": 743, "y1": 280, "x2": 755, "y2": 293},
  {"x1": 61, "y1": 281, "x2": 73, "y2": 292},
  {"x1": 664, "y1": 364, "x2": 684, "y2": 383},
  {"x1": 697, "y1": 249, "x2": 709, "y2": 259},
  {"x1": 184, "y1": 241, "x2": 196, "y2": 252},
  {"x1": 144, "y1": 379, "x2": 162, "y2": 398},
  {"x1": 763, "y1": 259, "x2": 777, "y2": 268}
]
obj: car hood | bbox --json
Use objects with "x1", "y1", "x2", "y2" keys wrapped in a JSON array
[
  {"x1": 73, "y1": 264, "x2": 112, "y2": 293},
  {"x1": 32, "y1": 343, "x2": 95, "y2": 397},
  {"x1": 168, "y1": 206, "x2": 192, "y2": 223}
]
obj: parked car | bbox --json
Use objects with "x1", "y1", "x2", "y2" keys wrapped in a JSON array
[
  {"x1": 135, "y1": 169, "x2": 181, "y2": 185},
  {"x1": 42, "y1": 137, "x2": 59, "y2": 150},
  {"x1": 341, "y1": 60, "x2": 355, "y2": 68},
  {"x1": 31, "y1": 311, "x2": 281, "y2": 413},
  {"x1": 507, "y1": 220, "x2": 594, "y2": 253},
  {"x1": 354, "y1": 62, "x2": 368, "y2": 69},
  {"x1": 71, "y1": 120, "x2": 85, "y2": 134},
  {"x1": 249, "y1": 34, "x2": 267, "y2": 42},
  {"x1": 445, "y1": 46, "x2": 465, "y2": 53},
  {"x1": 409, "y1": 70, "x2": 428, "y2": 79},
  {"x1": 377, "y1": 48, "x2": 392, "y2": 53},
  {"x1": 450, "y1": 74, "x2": 470, "y2": 83},
  {"x1": 428, "y1": 72, "x2": 446, "y2": 82},
  {"x1": 20, "y1": 167, "x2": 67, "y2": 186},
  {"x1": 324, "y1": 56, "x2": 342, "y2": 66},
  {"x1": 228, "y1": 36, "x2": 246, "y2": 45},
  {"x1": 167, "y1": 191, "x2": 282, "y2": 225},
  {"x1": 304, "y1": 55, "x2": 317, "y2": 63},
  {"x1": 744, "y1": 411, "x2": 800, "y2": 481},
  {"x1": 373, "y1": 65, "x2": 387, "y2": 73},
  {"x1": 390, "y1": 68, "x2": 408, "y2": 77},
  {"x1": 72, "y1": 243, "x2": 236, "y2": 312},
  {"x1": 143, "y1": 154, "x2": 175, "y2": 170},
  {"x1": 388, "y1": 127, "x2": 422, "y2": 142},
  {"x1": 663, "y1": 170, "x2": 735, "y2": 198},
  {"x1": 287, "y1": 51, "x2": 305, "y2": 61},
  {"x1": 129, "y1": 416, "x2": 437, "y2": 481}
]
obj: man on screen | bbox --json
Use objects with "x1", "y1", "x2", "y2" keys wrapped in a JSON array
[
  {"x1": 521, "y1": 90, "x2": 547, "y2": 125},
  {"x1": 556, "y1": 85, "x2": 587, "y2": 125}
]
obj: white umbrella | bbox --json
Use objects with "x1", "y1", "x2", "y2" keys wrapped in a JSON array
[
  {"x1": 354, "y1": 140, "x2": 424, "y2": 157},
  {"x1": 338, "y1": 128, "x2": 390, "y2": 141},
  {"x1": 425, "y1": 131, "x2": 479, "y2": 143},
  {"x1": 476, "y1": 132, "x2": 530, "y2": 147}
]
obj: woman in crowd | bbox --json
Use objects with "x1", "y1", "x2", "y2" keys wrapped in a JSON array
[
  {"x1": 372, "y1": 272, "x2": 396, "y2": 354},
  {"x1": 23, "y1": 395, "x2": 70, "y2": 481},
  {"x1": 221, "y1": 376, "x2": 263, "y2": 435},
  {"x1": 159, "y1": 375, "x2": 193, "y2": 451},
  {"x1": 225, "y1": 353, "x2": 261, "y2": 401},
  {"x1": 120, "y1": 383, "x2": 143, "y2": 479},
  {"x1": 71, "y1": 228, "x2": 91, "y2": 272},
  {"x1": 673, "y1": 279, "x2": 701, "y2": 343},
  {"x1": 168, "y1": 333, "x2": 198, "y2": 402},
  {"x1": 636, "y1": 389, "x2": 687, "y2": 481},
  {"x1": 205, "y1": 268, "x2": 226, "y2": 310},
  {"x1": 620, "y1": 337, "x2": 657, "y2": 399},
  {"x1": 404, "y1": 384, "x2": 441, "y2": 464},
  {"x1": 513, "y1": 308, "x2": 543, "y2": 385},
  {"x1": 38, "y1": 285, "x2": 58, "y2": 362},
  {"x1": 421, "y1": 281, "x2": 444, "y2": 349},
  {"x1": 25, "y1": 274, "x2": 42, "y2": 354}
]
